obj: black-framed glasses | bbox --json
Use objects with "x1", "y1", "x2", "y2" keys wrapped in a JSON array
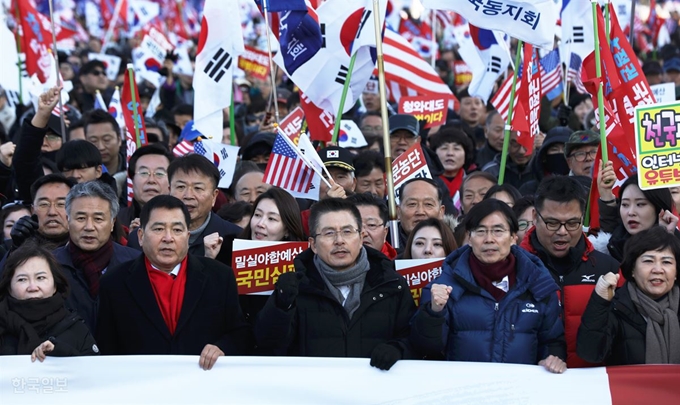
[
  {"x1": 90, "y1": 70, "x2": 106, "y2": 77},
  {"x1": 569, "y1": 150, "x2": 598, "y2": 162},
  {"x1": 363, "y1": 222, "x2": 384, "y2": 231},
  {"x1": 536, "y1": 211, "x2": 582, "y2": 232}
]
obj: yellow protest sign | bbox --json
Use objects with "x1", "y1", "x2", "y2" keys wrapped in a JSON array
[{"x1": 634, "y1": 101, "x2": 680, "y2": 190}]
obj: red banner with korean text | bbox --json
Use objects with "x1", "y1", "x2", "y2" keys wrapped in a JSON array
[
  {"x1": 238, "y1": 46, "x2": 270, "y2": 81},
  {"x1": 391, "y1": 142, "x2": 432, "y2": 203},
  {"x1": 516, "y1": 43, "x2": 540, "y2": 156},
  {"x1": 606, "y1": 4, "x2": 656, "y2": 133},
  {"x1": 395, "y1": 258, "x2": 444, "y2": 307},
  {"x1": 231, "y1": 239, "x2": 309, "y2": 295},
  {"x1": 398, "y1": 95, "x2": 452, "y2": 128},
  {"x1": 15, "y1": 0, "x2": 53, "y2": 82},
  {"x1": 278, "y1": 106, "x2": 305, "y2": 141},
  {"x1": 300, "y1": 91, "x2": 334, "y2": 142}
]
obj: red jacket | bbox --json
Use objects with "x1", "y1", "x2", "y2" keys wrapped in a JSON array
[{"x1": 519, "y1": 227, "x2": 623, "y2": 368}]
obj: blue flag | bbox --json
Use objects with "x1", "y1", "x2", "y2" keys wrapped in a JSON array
[{"x1": 254, "y1": 0, "x2": 307, "y2": 12}]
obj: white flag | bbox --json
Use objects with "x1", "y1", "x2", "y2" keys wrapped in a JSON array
[
  {"x1": 424, "y1": 0, "x2": 558, "y2": 49},
  {"x1": 193, "y1": 140, "x2": 240, "y2": 189},
  {"x1": 108, "y1": 87, "x2": 126, "y2": 131},
  {"x1": 559, "y1": 0, "x2": 595, "y2": 64},
  {"x1": 193, "y1": 0, "x2": 244, "y2": 139}
]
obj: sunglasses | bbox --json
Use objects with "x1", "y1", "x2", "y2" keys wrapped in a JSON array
[{"x1": 90, "y1": 70, "x2": 107, "y2": 77}]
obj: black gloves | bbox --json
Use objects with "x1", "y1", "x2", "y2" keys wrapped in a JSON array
[
  {"x1": 370, "y1": 343, "x2": 402, "y2": 371},
  {"x1": 275, "y1": 272, "x2": 304, "y2": 309},
  {"x1": 558, "y1": 105, "x2": 572, "y2": 127},
  {"x1": 10, "y1": 214, "x2": 39, "y2": 248}
]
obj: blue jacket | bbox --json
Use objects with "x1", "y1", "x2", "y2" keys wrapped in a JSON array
[{"x1": 410, "y1": 245, "x2": 566, "y2": 364}]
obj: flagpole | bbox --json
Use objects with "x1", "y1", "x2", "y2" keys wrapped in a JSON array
[
  {"x1": 604, "y1": 0, "x2": 611, "y2": 36},
  {"x1": 262, "y1": 1, "x2": 281, "y2": 123},
  {"x1": 102, "y1": 0, "x2": 125, "y2": 52},
  {"x1": 13, "y1": 8, "x2": 24, "y2": 105},
  {"x1": 592, "y1": 0, "x2": 609, "y2": 163},
  {"x1": 274, "y1": 124, "x2": 332, "y2": 188},
  {"x1": 629, "y1": 0, "x2": 636, "y2": 47},
  {"x1": 331, "y1": 54, "x2": 358, "y2": 143},
  {"x1": 48, "y1": 0, "x2": 67, "y2": 142},
  {"x1": 127, "y1": 65, "x2": 143, "y2": 149},
  {"x1": 372, "y1": 0, "x2": 399, "y2": 249},
  {"x1": 230, "y1": 84, "x2": 237, "y2": 145},
  {"x1": 498, "y1": 40, "x2": 523, "y2": 186}
]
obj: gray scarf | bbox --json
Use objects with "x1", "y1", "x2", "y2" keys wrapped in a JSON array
[
  {"x1": 313, "y1": 247, "x2": 370, "y2": 320},
  {"x1": 627, "y1": 282, "x2": 680, "y2": 364}
]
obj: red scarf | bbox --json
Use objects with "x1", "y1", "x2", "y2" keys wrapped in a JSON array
[
  {"x1": 439, "y1": 170, "x2": 465, "y2": 199},
  {"x1": 68, "y1": 238, "x2": 114, "y2": 298},
  {"x1": 145, "y1": 256, "x2": 188, "y2": 335},
  {"x1": 380, "y1": 242, "x2": 398, "y2": 260},
  {"x1": 468, "y1": 252, "x2": 517, "y2": 302}
]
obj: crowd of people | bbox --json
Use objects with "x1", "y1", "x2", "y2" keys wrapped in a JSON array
[{"x1": 0, "y1": 1, "x2": 678, "y2": 374}]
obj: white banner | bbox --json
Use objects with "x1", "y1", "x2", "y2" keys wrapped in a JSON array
[{"x1": 0, "y1": 356, "x2": 620, "y2": 404}]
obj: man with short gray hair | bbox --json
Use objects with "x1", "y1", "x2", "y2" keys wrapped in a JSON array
[{"x1": 53, "y1": 181, "x2": 141, "y2": 332}]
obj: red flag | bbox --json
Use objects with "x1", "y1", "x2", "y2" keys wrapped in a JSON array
[
  {"x1": 606, "y1": 4, "x2": 656, "y2": 133},
  {"x1": 300, "y1": 91, "x2": 334, "y2": 142},
  {"x1": 490, "y1": 74, "x2": 530, "y2": 135},
  {"x1": 14, "y1": 0, "x2": 53, "y2": 82},
  {"x1": 122, "y1": 68, "x2": 148, "y2": 204}
]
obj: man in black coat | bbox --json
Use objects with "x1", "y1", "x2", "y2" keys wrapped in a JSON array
[
  {"x1": 96, "y1": 195, "x2": 251, "y2": 370},
  {"x1": 255, "y1": 198, "x2": 415, "y2": 370},
  {"x1": 53, "y1": 180, "x2": 141, "y2": 333},
  {"x1": 126, "y1": 154, "x2": 241, "y2": 266}
]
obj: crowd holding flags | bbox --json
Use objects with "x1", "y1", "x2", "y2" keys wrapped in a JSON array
[{"x1": 2, "y1": 0, "x2": 680, "y2": 229}]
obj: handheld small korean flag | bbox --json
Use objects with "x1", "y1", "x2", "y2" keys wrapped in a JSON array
[{"x1": 193, "y1": 0, "x2": 244, "y2": 139}]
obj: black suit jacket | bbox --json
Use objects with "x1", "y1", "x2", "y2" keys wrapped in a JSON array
[
  {"x1": 96, "y1": 254, "x2": 252, "y2": 355},
  {"x1": 127, "y1": 213, "x2": 242, "y2": 267}
]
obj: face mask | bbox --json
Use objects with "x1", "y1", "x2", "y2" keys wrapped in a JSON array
[{"x1": 544, "y1": 154, "x2": 569, "y2": 175}]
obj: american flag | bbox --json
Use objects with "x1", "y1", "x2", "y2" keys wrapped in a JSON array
[
  {"x1": 264, "y1": 134, "x2": 313, "y2": 194},
  {"x1": 538, "y1": 49, "x2": 562, "y2": 100},
  {"x1": 490, "y1": 74, "x2": 522, "y2": 123},
  {"x1": 567, "y1": 52, "x2": 587, "y2": 94},
  {"x1": 173, "y1": 139, "x2": 194, "y2": 157},
  {"x1": 380, "y1": 29, "x2": 456, "y2": 106}
]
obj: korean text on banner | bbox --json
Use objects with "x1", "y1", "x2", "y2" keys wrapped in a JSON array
[
  {"x1": 237, "y1": 46, "x2": 270, "y2": 81},
  {"x1": 423, "y1": 0, "x2": 558, "y2": 49},
  {"x1": 231, "y1": 239, "x2": 309, "y2": 295},
  {"x1": 634, "y1": 101, "x2": 680, "y2": 190},
  {"x1": 278, "y1": 107, "x2": 305, "y2": 140},
  {"x1": 392, "y1": 142, "x2": 432, "y2": 203},
  {"x1": 399, "y1": 96, "x2": 452, "y2": 128},
  {"x1": 395, "y1": 258, "x2": 444, "y2": 306}
]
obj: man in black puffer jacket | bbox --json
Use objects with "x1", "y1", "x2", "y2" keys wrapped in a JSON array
[{"x1": 255, "y1": 199, "x2": 416, "y2": 370}]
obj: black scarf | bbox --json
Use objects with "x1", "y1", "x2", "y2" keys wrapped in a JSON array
[{"x1": 0, "y1": 294, "x2": 69, "y2": 354}]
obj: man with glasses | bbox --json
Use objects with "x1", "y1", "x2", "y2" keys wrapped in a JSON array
[
  {"x1": 565, "y1": 130, "x2": 600, "y2": 177},
  {"x1": 77, "y1": 60, "x2": 112, "y2": 112},
  {"x1": 118, "y1": 144, "x2": 173, "y2": 228},
  {"x1": 519, "y1": 176, "x2": 621, "y2": 368},
  {"x1": 255, "y1": 198, "x2": 415, "y2": 371},
  {"x1": 347, "y1": 193, "x2": 396, "y2": 259}
]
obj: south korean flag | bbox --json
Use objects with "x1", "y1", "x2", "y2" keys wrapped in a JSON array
[{"x1": 193, "y1": 0, "x2": 244, "y2": 139}]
